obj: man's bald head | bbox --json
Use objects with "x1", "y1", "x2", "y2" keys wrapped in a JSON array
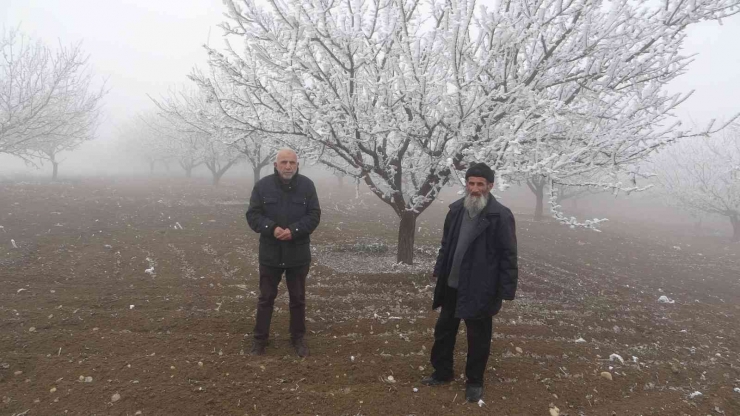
[
  {"x1": 274, "y1": 148, "x2": 299, "y2": 182},
  {"x1": 276, "y1": 148, "x2": 297, "y2": 161}
]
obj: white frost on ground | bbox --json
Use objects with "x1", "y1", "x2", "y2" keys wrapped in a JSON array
[
  {"x1": 144, "y1": 257, "x2": 156, "y2": 275},
  {"x1": 658, "y1": 295, "x2": 675, "y2": 304},
  {"x1": 313, "y1": 245, "x2": 434, "y2": 274},
  {"x1": 688, "y1": 391, "x2": 702, "y2": 399}
]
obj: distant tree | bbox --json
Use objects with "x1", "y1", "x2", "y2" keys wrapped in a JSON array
[
  {"x1": 230, "y1": 132, "x2": 275, "y2": 182},
  {"x1": 31, "y1": 76, "x2": 104, "y2": 180},
  {"x1": 151, "y1": 87, "x2": 243, "y2": 186},
  {"x1": 117, "y1": 114, "x2": 173, "y2": 175},
  {"x1": 654, "y1": 126, "x2": 740, "y2": 242},
  {"x1": 1, "y1": 28, "x2": 106, "y2": 163},
  {"x1": 522, "y1": 171, "x2": 621, "y2": 221},
  {"x1": 196, "y1": 0, "x2": 739, "y2": 264},
  {"x1": 139, "y1": 109, "x2": 206, "y2": 178},
  {"x1": 524, "y1": 175, "x2": 548, "y2": 221},
  {"x1": 189, "y1": 70, "x2": 282, "y2": 183}
]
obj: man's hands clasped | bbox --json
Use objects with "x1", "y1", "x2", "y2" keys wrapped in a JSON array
[{"x1": 273, "y1": 226, "x2": 293, "y2": 241}]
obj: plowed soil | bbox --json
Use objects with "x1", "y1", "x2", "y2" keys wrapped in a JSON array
[{"x1": 1, "y1": 178, "x2": 739, "y2": 416}]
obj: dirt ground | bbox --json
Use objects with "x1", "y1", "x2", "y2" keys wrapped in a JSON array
[{"x1": 1, "y1": 177, "x2": 739, "y2": 416}]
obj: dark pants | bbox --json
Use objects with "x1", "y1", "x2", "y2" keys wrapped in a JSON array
[
  {"x1": 430, "y1": 287, "x2": 493, "y2": 386},
  {"x1": 253, "y1": 264, "x2": 310, "y2": 341}
]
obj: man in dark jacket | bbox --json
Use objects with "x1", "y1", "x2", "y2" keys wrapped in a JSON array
[
  {"x1": 246, "y1": 148, "x2": 321, "y2": 357},
  {"x1": 421, "y1": 162, "x2": 518, "y2": 403}
]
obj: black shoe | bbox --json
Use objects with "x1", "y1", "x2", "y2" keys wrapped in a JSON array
[
  {"x1": 421, "y1": 375, "x2": 452, "y2": 386},
  {"x1": 250, "y1": 340, "x2": 267, "y2": 356},
  {"x1": 465, "y1": 385, "x2": 483, "y2": 402},
  {"x1": 291, "y1": 338, "x2": 309, "y2": 357}
]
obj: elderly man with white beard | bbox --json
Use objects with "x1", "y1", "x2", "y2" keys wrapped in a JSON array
[{"x1": 422, "y1": 162, "x2": 518, "y2": 403}]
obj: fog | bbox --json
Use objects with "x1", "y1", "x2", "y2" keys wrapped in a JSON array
[
  {"x1": 2, "y1": 1, "x2": 740, "y2": 233},
  {"x1": 3, "y1": 5, "x2": 740, "y2": 414}
]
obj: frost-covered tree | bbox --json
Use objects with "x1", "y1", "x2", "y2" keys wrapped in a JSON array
[
  {"x1": 1, "y1": 28, "x2": 105, "y2": 161},
  {"x1": 31, "y1": 76, "x2": 104, "y2": 180},
  {"x1": 189, "y1": 69, "x2": 282, "y2": 183},
  {"x1": 654, "y1": 126, "x2": 740, "y2": 242},
  {"x1": 151, "y1": 87, "x2": 243, "y2": 186},
  {"x1": 137, "y1": 111, "x2": 205, "y2": 177},
  {"x1": 524, "y1": 175, "x2": 549, "y2": 221},
  {"x1": 231, "y1": 132, "x2": 276, "y2": 182},
  {"x1": 117, "y1": 114, "x2": 174, "y2": 175},
  {"x1": 196, "y1": 0, "x2": 739, "y2": 264},
  {"x1": 522, "y1": 171, "x2": 613, "y2": 221}
]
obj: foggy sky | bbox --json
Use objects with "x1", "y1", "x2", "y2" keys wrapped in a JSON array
[
  {"x1": 2, "y1": 0, "x2": 739, "y2": 175},
  {"x1": 1, "y1": 0, "x2": 225, "y2": 174}
]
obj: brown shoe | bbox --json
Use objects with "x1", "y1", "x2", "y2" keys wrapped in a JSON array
[
  {"x1": 291, "y1": 338, "x2": 309, "y2": 357},
  {"x1": 250, "y1": 340, "x2": 267, "y2": 356}
]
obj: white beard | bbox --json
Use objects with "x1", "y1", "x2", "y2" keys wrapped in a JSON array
[
  {"x1": 279, "y1": 171, "x2": 296, "y2": 181},
  {"x1": 464, "y1": 192, "x2": 488, "y2": 217}
]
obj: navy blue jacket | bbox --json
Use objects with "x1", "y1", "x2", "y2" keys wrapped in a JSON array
[
  {"x1": 246, "y1": 170, "x2": 321, "y2": 267},
  {"x1": 433, "y1": 195, "x2": 518, "y2": 318}
]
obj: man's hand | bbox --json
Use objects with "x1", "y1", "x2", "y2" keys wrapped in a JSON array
[
  {"x1": 273, "y1": 226, "x2": 285, "y2": 239},
  {"x1": 279, "y1": 228, "x2": 293, "y2": 241},
  {"x1": 274, "y1": 227, "x2": 293, "y2": 241}
]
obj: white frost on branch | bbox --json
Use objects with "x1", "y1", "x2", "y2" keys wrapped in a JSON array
[
  {"x1": 652, "y1": 124, "x2": 740, "y2": 242},
  {"x1": 1, "y1": 28, "x2": 106, "y2": 163},
  {"x1": 191, "y1": 0, "x2": 739, "y2": 260}
]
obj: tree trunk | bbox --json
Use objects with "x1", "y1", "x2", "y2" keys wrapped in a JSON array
[
  {"x1": 731, "y1": 215, "x2": 740, "y2": 243},
  {"x1": 253, "y1": 166, "x2": 261, "y2": 183},
  {"x1": 527, "y1": 177, "x2": 547, "y2": 222},
  {"x1": 692, "y1": 218, "x2": 702, "y2": 235},
  {"x1": 534, "y1": 185, "x2": 544, "y2": 221},
  {"x1": 212, "y1": 172, "x2": 224, "y2": 187},
  {"x1": 185, "y1": 166, "x2": 193, "y2": 178},
  {"x1": 149, "y1": 161, "x2": 155, "y2": 175},
  {"x1": 52, "y1": 161, "x2": 59, "y2": 181},
  {"x1": 397, "y1": 211, "x2": 417, "y2": 264}
]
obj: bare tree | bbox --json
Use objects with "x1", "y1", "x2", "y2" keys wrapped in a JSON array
[
  {"x1": 195, "y1": 0, "x2": 739, "y2": 264},
  {"x1": 524, "y1": 175, "x2": 548, "y2": 221},
  {"x1": 31, "y1": 70, "x2": 105, "y2": 179},
  {"x1": 654, "y1": 126, "x2": 740, "y2": 242},
  {"x1": 1, "y1": 28, "x2": 105, "y2": 161},
  {"x1": 151, "y1": 86, "x2": 243, "y2": 186},
  {"x1": 138, "y1": 110, "x2": 206, "y2": 178},
  {"x1": 230, "y1": 132, "x2": 275, "y2": 182},
  {"x1": 522, "y1": 171, "x2": 613, "y2": 221},
  {"x1": 189, "y1": 69, "x2": 281, "y2": 183},
  {"x1": 202, "y1": 138, "x2": 242, "y2": 186},
  {"x1": 117, "y1": 114, "x2": 174, "y2": 175}
]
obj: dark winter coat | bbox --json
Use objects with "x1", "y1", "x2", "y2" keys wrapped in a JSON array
[
  {"x1": 246, "y1": 170, "x2": 321, "y2": 268},
  {"x1": 432, "y1": 195, "x2": 518, "y2": 319}
]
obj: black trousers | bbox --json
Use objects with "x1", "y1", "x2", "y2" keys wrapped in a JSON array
[
  {"x1": 253, "y1": 263, "x2": 310, "y2": 341},
  {"x1": 430, "y1": 287, "x2": 493, "y2": 387}
]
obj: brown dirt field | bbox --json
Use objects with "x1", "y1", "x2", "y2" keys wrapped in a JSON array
[{"x1": 1, "y1": 178, "x2": 739, "y2": 416}]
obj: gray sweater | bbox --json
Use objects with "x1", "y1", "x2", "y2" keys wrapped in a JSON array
[{"x1": 447, "y1": 210, "x2": 480, "y2": 289}]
